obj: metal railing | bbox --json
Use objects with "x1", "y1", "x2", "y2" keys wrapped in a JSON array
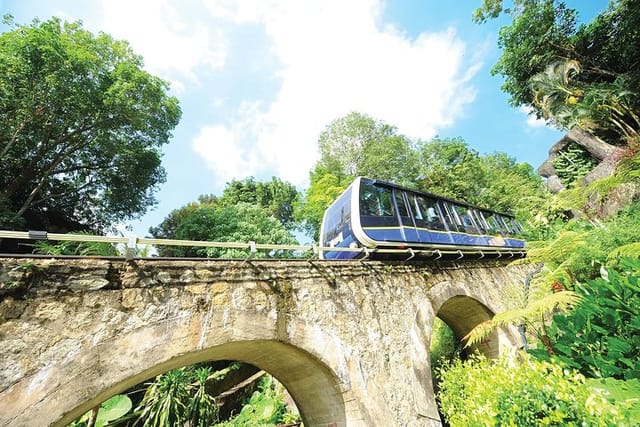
[{"x1": 0, "y1": 230, "x2": 526, "y2": 261}]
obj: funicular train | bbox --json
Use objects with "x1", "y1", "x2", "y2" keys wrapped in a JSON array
[{"x1": 319, "y1": 177, "x2": 525, "y2": 260}]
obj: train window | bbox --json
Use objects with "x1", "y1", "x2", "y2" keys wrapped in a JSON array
[
  {"x1": 360, "y1": 182, "x2": 394, "y2": 217},
  {"x1": 439, "y1": 202, "x2": 461, "y2": 232},
  {"x1": 413, "y1": 194, "x2": 446, "y2": 231},
  {"x1": 452, "y1": 204, "x2": 480, "y2": 234},
  {"x1": 496, "y1": 215, "x2": 516, "y2": 236},
  {"x1": 510, "y1": 218, "x2": 523, "y2": 234},
  {"x1": 359, "y1": 181, "x2": 400, "y2": 228},
  {"x1": 394, "y1": 190, "x2": 411, "y2": 219},
  {"x1": 481, "y1": 211, "x2": 499, "y2": 234},
  {"x1": 483, "y1": 211, "x2": 512, "y2": 235},
  {"x1": 471, "y1": 209, "x2": 488, "y2": 233}
]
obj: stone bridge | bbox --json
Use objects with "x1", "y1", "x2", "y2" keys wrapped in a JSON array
[{"x1": 0, "y1": 257, "x2": 536, "y2": 426}]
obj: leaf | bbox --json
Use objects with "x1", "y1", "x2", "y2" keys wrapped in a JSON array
[
  {"x1": 607, "y1": 337, "x2": 632, "y2": 356},
  {"x1": 95, "y1": 394, "x2": 132, "y2": 427}
]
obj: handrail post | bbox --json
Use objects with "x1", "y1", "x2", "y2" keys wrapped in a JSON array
[{"x1": 125, "y1": 235, "x2": 137, "y2": 260}]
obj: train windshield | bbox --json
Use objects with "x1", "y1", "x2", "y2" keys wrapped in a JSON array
[{"x1": 359, "y1": 181, "x2": 398, "y2": 227}]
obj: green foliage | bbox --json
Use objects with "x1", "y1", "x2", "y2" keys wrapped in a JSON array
[
  {"x1": 32, "y1": 232, "x2": 119, "y2": 256},
  {"x1": 0, "y1": 194, "x2": 25, "y2": 229},
  {"x1": 463, "y1": 286, "x2": 579, "y2": 351},
  {"x1": 69, "y1": 394, "x2": 133, "y2": 427},
  {"x1": 316, "y1": 112, "x2": 420, "y2": 183},
  {"x1": 150, "y1": 179, "x2": 299, "y2": 257},
  {"x1": 553, "y1": 143, "x2": 598, "y2": 188},
  {"x1": 172, "y1": 203, "x2": 297, "y2": 258},
  {"x1": 482, "y1": 0, "x2": 640, "y2": 147},
  {"x1": 134, "y1": 368, "x2": 193, "y2": 427},
  {"x1": 294, "y1": 169, "x2": 351, "y2": 241},
  {"x1": 526, "y1": 201, "x2": 640, "y2": 284},
  {"x1": 220, "y1": 177, "x2": 299, "y2": 230},
  {"x1": 437, "y1": 352, "x2": 632, "y2": 426},
  {"x1": 133, "y1": 367, "x2": 219, "y2": 427},
  {"x1": 429, "y1": 318, "x2": 461, "y2": 375},
  {"x1": 215, "y1": 375, "x2": 298, "y2": 427},
  {"x1": 0, "y1": 16, "x2": 180, "y2": 234},
  {"x1": 492, "y1": 0, "x2": 578, "y2": 109},
  {"x1": 148, "y1": 196, "x2": 216, "y2": 256},
  {"x1": 187, "y1": 367, "x2": 220, "y2": 427},
  {"x1": 586, "y1": 377, "x2": 640, "y2": 422},
  {"x1": 531, "y1": 258, "x2": 640, "y2": 380},
  {"x1": 417, "y1": 139, "x2": 548, "y2": 218}
]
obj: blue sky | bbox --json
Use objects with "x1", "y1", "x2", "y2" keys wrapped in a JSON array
[{"x1": 1, "y1": 0, "x2": 609, "y2": 239}]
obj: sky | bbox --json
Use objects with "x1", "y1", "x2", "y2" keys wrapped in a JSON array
[{"x1": 1, "y1": 0, "x2": 610, "y2": 240}]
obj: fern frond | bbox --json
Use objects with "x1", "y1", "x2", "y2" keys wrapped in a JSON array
[
  {"x1": 527, "y1": 290, "x2": 581, "y2": 315},
  {"x1": 463, "y1": 320, "x2": 495, "y2": 348},
  {"x1": 462, "y1": 291, "x2": 580, "y2": 349},
  {"x1": 608, "y1": 243, "x2": 640, "y2": 260}
]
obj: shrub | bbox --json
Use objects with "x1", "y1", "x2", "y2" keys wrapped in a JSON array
[
  {"x1": 531, "y1": 258, "x2": 640, "y2": 380},
  {"x1": 430, "y1": 318, "x2": 461, "y2": 375},
  {"x1": 437, "y1": 353, "x2": 631, "y2": 426}
]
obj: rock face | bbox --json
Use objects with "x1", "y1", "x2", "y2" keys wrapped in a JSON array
[
  {"x1": 538, "y1": 127, "x2": 624, "y2": 194},
  {"x1": 0, "y1": 257, "x2": 536, "y2": 427}
]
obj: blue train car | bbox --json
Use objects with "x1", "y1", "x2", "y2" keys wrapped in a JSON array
[{"x1": 319, "y1": 177, "x2": 525, "y2": 260}]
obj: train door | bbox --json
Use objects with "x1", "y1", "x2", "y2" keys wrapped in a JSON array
[
  {"x1": 411, "y1": 193, "x2": 453, "y2": 245},
  {"x1": 392, "y1": 189, "x2": 420, "y2": 243}
]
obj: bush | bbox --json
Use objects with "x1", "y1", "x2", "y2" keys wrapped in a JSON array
[
  {"x1": 531, "y1": 258, "x2": 640, "y2": 380},
  {"x1": 430, "y1": 318, "x2": 461, "y2": 375},
  {"x1": 524, "y1": 201, "x2": 640, "y2": 285},
  {"x1": 437, "y1": 353, "x2": 631, "y2": 426}
]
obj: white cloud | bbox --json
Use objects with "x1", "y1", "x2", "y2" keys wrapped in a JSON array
[
  {"x1": 519, "y1": 106, "x2": 549, "y2": 128},
  {"x1": 99, "y1": 0, "x2": 228, "y2": 90},
  {"x1": 195, "y1": 0, "x2": 480, "y2": 187},
  {"x1": 192, "y1": 124, "x2": 259, "y2": 182}
]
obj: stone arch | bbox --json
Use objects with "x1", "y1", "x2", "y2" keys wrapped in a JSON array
[
  {"x1": 408, "y1": 278, "x2": 521, "y2": 425},
  {"x1": 14, "y1": 307, "x2": 360, "y2": 427},
  {"x1": 437, "y1": 295, "x2": 498, "y2": 358},
  {"x1": 426, "y1": 279, "x2": 517, "y2": 358},
  {"x1": 55, "y1": 339, "x2": 349, "y2": 427}
]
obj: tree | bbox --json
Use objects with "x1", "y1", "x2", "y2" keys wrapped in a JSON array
[
  {"x1": 477, "y1": 1, "x2": 640, "y2": 146},
  {"x1": 417, "y1": 137, "x2": 484, "y2": 202},
  {"x1": 417, "y1": 138, "x2": 547, "y2": 217},
  {"x1": 297, "y1": 112, "x2": 420, "y2": 240},
  {"x1": 150, "y1": 180, "x2": 298, "y2": 258},
  {"x1": 0, "y1": 16, "x2": 181, "y2": 234},
  {"x1": 173, "y1": 204, "x2": 297, "y2": 258},
  {"x1": 220, "y1": 177, "x2": 299, "y2": 230},
  {"x1": 148, "y1": 195, "x2": 218, "y2": 258},
  {"x1": 490, "y1": 0, "x2": 578, "y2": 110},
  {"x1": 316, "y1": 112, "x2": 420, "y2": 184},
  {"x1": 295, "y1": 168, "x2": 352, "y2": 241},
  {"x1": 531, "y1": 59, "x2": 640, "y2": 145}
]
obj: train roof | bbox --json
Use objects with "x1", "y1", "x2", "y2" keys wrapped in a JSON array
[{"x1": 360, "y1": 177, "x2": 517, "y2": 219}]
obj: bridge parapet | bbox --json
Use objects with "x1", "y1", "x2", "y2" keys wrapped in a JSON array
[{"x1": 0, "y1": 257, "x2": 535, "y2": 427}]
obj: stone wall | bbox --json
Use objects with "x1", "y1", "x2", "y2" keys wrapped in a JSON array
[{"x1": 0, "y1": 257, "x2": 536, "y2": 427}]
